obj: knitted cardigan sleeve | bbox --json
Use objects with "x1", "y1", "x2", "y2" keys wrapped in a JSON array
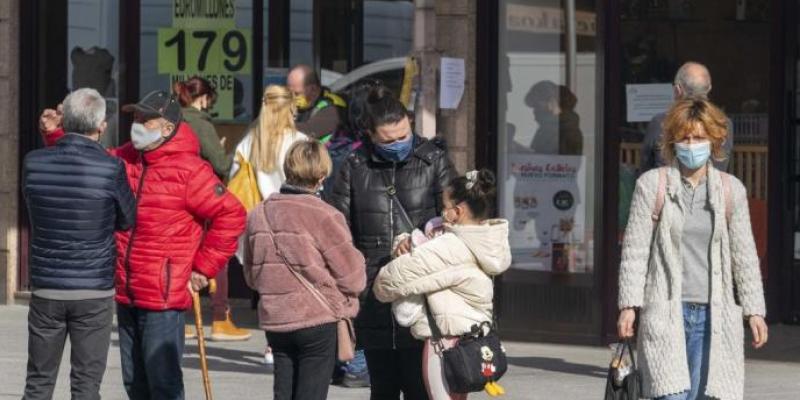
[
  {"x1": 618, "y1": 171, "x2": 658, "y2": 309},
  {"x1": 728, "y1": 178, "x2": 767, "y2": 317}
]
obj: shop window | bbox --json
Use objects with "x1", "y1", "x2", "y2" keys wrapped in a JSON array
[
  {"x1": 617, "y1": 0, "x2": 771, "y2": 277},
  {"x1": 499, "y1": 0, "x2": 599, "y2": 275},
  {"x1": 140, "y1": 0, "x2": 256, "y2": 123},
  {"x1": 290, "y1": 0, "x2": 313, "y2": 67},
  {"x1": 67, "y1": 0, "x2": 121, "y2": 147},
  {"x1": 496, "y1": 0, "x2": 602, "y2": 338}
]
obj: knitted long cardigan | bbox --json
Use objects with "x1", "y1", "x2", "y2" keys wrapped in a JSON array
[{"x1": 618, "y1": 164, "x2": 765, "y2": 400}]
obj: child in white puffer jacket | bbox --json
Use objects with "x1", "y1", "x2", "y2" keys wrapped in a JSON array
[{"x1": 374, "y1": 169, "x2": 512, "y2": 400}]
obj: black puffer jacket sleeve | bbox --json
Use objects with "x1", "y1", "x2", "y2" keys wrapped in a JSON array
[
  {"x1": 327, "y1": 152, "x2": 353, "y2": 224},
  {"x1": 430, "y1": 137, "x2": 455, "y2": 217},
  {"x1": 113, "y1": 159, "x2": 136, "y2": 231}
]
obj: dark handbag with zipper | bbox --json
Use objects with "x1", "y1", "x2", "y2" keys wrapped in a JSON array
[
  {"x1": 424, "y1": 299, "x2": 508, "y2": 394},
  {"x1": 380, "y1": 172, "x2": 508, "y2": 394},
  {"x1": 604, "y1": 339, "x2": 641, "y2": 400}
]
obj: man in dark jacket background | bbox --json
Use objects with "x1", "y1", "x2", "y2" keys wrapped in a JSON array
[
  {"x1": 287, "y1": 64, "x2": 344, "y2": 141},
  {"x1": 640, "y1": 61, "x2": 733, "y2": 172},
  {"x1": 327, "y1": 86, "x2": 453, "y2": 400},
  {"x1": 22, "y1": 88, "x2": 136, "y2": 400}
]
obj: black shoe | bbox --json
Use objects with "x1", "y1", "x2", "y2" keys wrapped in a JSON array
[
  {"x1": 331, "y1": 366, "x2": 345, "y2": 385},
  {"x1": 341, "y1": 372, "x2": 370, "y2": 388}
]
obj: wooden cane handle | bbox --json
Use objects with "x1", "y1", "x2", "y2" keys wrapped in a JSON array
[{"x1": 208, "y1": 278, "x2": 217, "y2": 295}]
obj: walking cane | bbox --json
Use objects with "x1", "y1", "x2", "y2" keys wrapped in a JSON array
[{"x1": 191, "y1": 278, "x2": 217, "y2": 400}]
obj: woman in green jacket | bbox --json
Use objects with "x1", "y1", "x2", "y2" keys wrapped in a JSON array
[
  {"x1": 174, "y1": 77, "x2": 250, "y2": 342},
  {"x1": 174, "y1": 77, "x2": 232, "y2": 179}
]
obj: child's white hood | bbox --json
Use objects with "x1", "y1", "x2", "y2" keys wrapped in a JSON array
[{"x1": 447, "y1": 219, "x2": 512, "y2": 276}]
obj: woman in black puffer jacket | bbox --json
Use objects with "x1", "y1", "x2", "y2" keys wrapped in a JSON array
[{"x1": 326, "y1": 86, "x2": 453, "y2": 400}]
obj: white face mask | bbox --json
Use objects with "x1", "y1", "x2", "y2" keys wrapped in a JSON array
[{"x1": 131, "y1": 123, "x2": 163, "y2": 150}]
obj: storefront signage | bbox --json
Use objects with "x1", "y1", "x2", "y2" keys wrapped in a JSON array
[
  {"x1": 506, "y1": 4, "x2": 596, "y2": 37},
  {"x1": 625, "y1": 83, "x2": 673, "y2": 122},
  {"x1": 506, "y1": 154, "x2": 590, "y2": 273},
  {"x1": 157, "y1": 0, "x2": 251, "y2": 120}
]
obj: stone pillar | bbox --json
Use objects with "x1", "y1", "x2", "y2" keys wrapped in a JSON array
[
  {"x1": 413, "y1": 0, "x2": 438, "y2": 139},
  {"x1": 0, "y1": 0, "x2": 19, "y2": 304},
  {"x1": 413, "y1": 0, "x2": 476, "y2": 173},
  {"x1": 434, "y1": 0, "x2": 476, "y2": 174}
]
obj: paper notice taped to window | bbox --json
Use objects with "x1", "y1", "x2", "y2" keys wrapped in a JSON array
[{"x1": 440, "y1": 57, "x2": 465, "y2": 110}]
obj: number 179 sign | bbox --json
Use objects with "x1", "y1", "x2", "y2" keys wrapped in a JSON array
[
  {"x1": 157, "y1": 28, "x2": 251, "y2": 75},
  {"x1": 156, "y1": 1, "x2": 251, "y2": 120}
]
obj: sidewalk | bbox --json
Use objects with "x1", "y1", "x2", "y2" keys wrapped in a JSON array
[{"x1": 1, "y1": 303, "x2": 799, "y2": 399}]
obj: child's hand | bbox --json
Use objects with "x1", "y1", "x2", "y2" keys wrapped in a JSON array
[{"x1": 393, "y1": 236, "x2": 412, "y2": 257}]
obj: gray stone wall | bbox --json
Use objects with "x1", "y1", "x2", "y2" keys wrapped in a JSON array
[
  {"x1": 435, "y1": 0, "x2": 476, "y2": 174},
  {"x1": 0, "y1": 0, "x2": 19, "y2": 304}
]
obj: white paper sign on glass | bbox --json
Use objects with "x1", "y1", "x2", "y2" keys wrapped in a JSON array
[
  {"x1": 625, "y1": 83, "x2": 674, "y2": 122},
  {"x1": 440, "y1": 57, "x2": 465, "y2": 109}
]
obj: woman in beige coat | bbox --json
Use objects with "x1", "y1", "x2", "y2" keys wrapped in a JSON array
[
  {"x1": 617, "y1": 99, "x2": 768, "y2": 400},
  {"x1": 373, "y1": 169, "x2": 512, "y2": 399}
]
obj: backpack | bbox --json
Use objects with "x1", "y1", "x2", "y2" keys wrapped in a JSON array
[
  {"x1": 651, "y1": 167, "x2": 733, "y2": 223},
  {"x1": 227, "y1": 152, "x2": 262, "y2": 212}
]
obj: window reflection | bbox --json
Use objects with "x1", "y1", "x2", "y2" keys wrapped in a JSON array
[{"x1": 499, "y1": 0, "x2": 597, "y2": 274}]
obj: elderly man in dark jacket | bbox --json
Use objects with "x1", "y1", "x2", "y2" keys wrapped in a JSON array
[
  {"x1": 22, "y1": 88, "x2": 136, "y2": 400},
  {"x1": 327, "y1": 86, "x2": 453, "y2": 400}
]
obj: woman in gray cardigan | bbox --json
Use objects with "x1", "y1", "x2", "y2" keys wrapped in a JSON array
[{"x1": 617, "y1": 98, "x2": 768, "y2": 400}]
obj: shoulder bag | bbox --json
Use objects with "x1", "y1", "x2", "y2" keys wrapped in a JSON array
[{"x1": 261, "y1": 205, "x2": 356, "y2": 362}]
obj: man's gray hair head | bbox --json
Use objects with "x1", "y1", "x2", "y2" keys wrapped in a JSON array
[
  {"x1": 674, "y1": 62, "x2": 712, "y2": 99},
  {"x1": 62, "y1": 88, "x2": 106, "y2": 134}
]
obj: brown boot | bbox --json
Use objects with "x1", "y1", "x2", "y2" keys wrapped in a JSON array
[
  {"x1": 210, "y1": 311, "x2": 252, "y2": 342},
  {"x1": 185, "y1": 325, "x2": 197, "y2": 340}
]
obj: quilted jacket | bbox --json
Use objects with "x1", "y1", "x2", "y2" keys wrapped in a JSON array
[
  {"x1": 326, "y1": 135, "x2": 453, "y2": 349},
  {"x1": 111, "y1": 123, "x2": 246, "y2": 310},
  {"x1": 23, "y1": 133, "x2": 136, "y2": 290},
  {"x1": 373, "y1": 220, "x2": 511, "y2": 339}
]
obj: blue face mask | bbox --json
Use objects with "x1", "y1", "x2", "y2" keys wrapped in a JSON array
[
  {"x1": 674, "y1": 141, "x2": 711, "y2": 170},
  {"x1": 374, "y1": 135, "x2": 414, "y2": 162}
]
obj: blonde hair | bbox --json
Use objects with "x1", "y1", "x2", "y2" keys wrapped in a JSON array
[
  {"x1": 250, "y1": 85, "x2": 297, "y2": 172},
  {"x1": 284, "y1": 141, "x2": 332, "y2": 188},
  {"x1": 660, "y1": 98, "x2": 728, "y2": 163}
]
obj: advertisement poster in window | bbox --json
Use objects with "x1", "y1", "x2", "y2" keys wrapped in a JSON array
[
  {"x1": 506, "y1": 154, "x2": 590, "y2": 273},
  {"x1": 157, "y1": 0, "x2": 251, "y2": 120}
]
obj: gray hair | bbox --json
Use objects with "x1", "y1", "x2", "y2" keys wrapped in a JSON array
[
  {"x1": 62, "y1": 88, "x2": 106, "y2": 134},
  {"x1": 674, "y1": 62, "x2": 712, "y2": 99}
]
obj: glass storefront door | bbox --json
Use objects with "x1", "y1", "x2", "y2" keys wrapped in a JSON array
[{"x1": 497, "y1": 0, "x2": 602, "y2": 342}]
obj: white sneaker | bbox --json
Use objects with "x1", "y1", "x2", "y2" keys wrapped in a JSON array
[{"x1": 264, "y1": 350, "x2": 274, "y2": 366}]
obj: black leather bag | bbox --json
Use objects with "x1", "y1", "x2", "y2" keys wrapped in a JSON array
[
  {"x1": 604, "y1": 339, "x2": 641, "y2": 400},
  {"x1": 424, "y1": 299, "x2": 508, "y2": 394}
]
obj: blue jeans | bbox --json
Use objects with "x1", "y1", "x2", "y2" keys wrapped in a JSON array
[
  {"x1": 117, "y1": 305, "x2": 185, "y2": 400},
  {"x1": 657, "y1": 303, "x2": 711, "y2": 400}
]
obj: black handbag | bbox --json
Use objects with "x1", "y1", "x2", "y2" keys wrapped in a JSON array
[
  {"x1": 604, "y1": 339, "x2": 641, "y2": 400},
  {"x1": 424, "y1": 298, "x2": 508, "y2": 394}
]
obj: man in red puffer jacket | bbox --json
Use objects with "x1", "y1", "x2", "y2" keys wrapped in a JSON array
[{"x1": 40, "y1": 91, "x2": 245, "y2": 400}]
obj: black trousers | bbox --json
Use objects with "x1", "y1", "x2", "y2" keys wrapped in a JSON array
[
  {"x1": 266, "y1": 323, "x2": 337, "y2": 400},
  {"x1": 23, "y1": 296, "x2": 114, "y2": 400},
  {"x1": 365, "y1": 348, "x2": 429, "y2": 400}
]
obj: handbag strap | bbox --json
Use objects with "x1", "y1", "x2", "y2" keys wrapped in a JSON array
[
  {"x1": 380, "y1": 168, "x2": 417, "y2": 232},
  {"x1": 618, "y1": 338, "x2": 637, "y2": 370},
  {"x1": 261, "y1": 203, "x2": 337, "y2": 317},
  {"x1": 422, "y1": 295, "x2": 444, "y2": 343}
]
